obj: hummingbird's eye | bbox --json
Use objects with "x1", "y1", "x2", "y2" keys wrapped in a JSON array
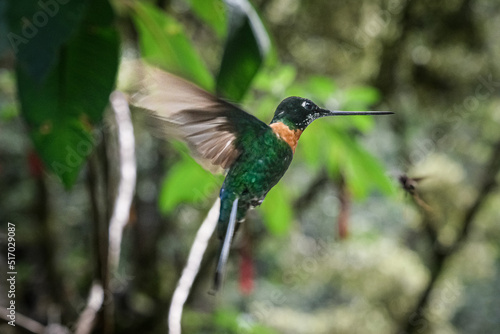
[{"x1": 301, "y1": 101, "x2": 315, "y2": 111}]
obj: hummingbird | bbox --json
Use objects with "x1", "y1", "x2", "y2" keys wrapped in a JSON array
[{"x1": 130, "y1": 66, "x2": 393, "y2": 291}]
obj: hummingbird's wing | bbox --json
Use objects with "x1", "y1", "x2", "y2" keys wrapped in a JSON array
[{"x1": 130, "y1": 66, "x2": 269, "y2": 174}]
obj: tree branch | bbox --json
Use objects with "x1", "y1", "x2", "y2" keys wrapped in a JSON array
[
  {"x1": 108, "y1": 91, "x2": 137, "y2": 273},
  {"x1": 78, "y1": 91, "x2": 136, "y2": 334},
  {"x1": 168, "y1": 199, "x2": 220, "y2": 334},
  {"x1": 74, "y1": 282, "x2": 105, "y2": 334}
]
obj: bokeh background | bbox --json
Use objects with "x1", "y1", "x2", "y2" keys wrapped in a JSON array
[{"x1": 1, "y1": 0, "x2": 500, "y2": 333}]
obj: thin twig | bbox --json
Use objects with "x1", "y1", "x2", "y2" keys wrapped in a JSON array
[
  {"x1": 108, "y1": 91, "x2": 137, "y2": 273},
  {"x1": 168, "y1": 198, "x2": 220, "y2": 334},
  {"x1": 76, "y1": 91, "x2": 136, "y2": 334},
  {"x1": 99, "y1": 91, "x2": 137, "y2": 334},
  {"x1": 87, "y1": 153, "x2": 107, "y2": 286},
  {"x1": 0, "y1": 307, "x2": 46, "y2": 334},
  {"x1": 447, "y1": 139, "x2": 500, "y2": 253},
  {"x1": 74, "y1": 282, "x2": 105, "y2": 334}
]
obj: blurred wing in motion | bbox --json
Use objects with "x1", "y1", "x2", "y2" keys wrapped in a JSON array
[{"x1": 130, "y1": 65, "x2": 269, "y2": 174}]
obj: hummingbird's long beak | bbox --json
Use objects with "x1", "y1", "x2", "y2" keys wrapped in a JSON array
[{"x1": 322, "y1": 109, "x2": 394, "y2": 116}]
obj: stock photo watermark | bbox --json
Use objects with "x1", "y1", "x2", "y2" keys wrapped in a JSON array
[
  {"x1": 7, "y1": 0, "x2": 78, "y2": 54},
  {"x1": 6, "y1": 222, "x2": 17, "y2": 327}
]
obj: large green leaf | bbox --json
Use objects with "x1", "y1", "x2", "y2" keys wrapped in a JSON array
[
  {"x1": 158, "y1": 154, "x2": 221, "y2": 214},
  {"x1": 132, "y1": 2, "x2": 213, "y2": 90},
  {"x1": 216, "y1": 0, "x2": 271, "y2": 101},
  {"x1": 0, "y1": 1, "x2": 10, "y2": 56},
  {"x1": 186, "y1": 0, "x2": 227, "y2": 38},
  {"x1": 6, "y1": 0, "x2": 87, "y2": 81},
  {"x1": 16, "y1": 0, "x2": 119, "y2": 188},
  {"x1": 306, "y1": 75, "x2": 337, "y2": 102}
]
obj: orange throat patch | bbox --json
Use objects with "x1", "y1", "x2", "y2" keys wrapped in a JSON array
[{"x1": 270, "y1": 122, "x2": 303, "y2": 153}]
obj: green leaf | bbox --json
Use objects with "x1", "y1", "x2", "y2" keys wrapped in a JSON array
[
  {"x1": 132, "y1": 2, "x2": 213, "y2": 90},
  {"x1": 16, "y1": 0, "x2": 119, "y2": 188},
  {"x1": 214, "y1": 308, "x2": 239, "y2": 331},
  {"x1": 214, "y1": 308, "x2": 279, "y2": 334},
  {"x1": 342, "y1": 86, "x2": 380, "y2": 110},
  {"x1": 300, "y1": 123, "x2": 394, "y2": 199},
  {"x1": 260, "y1": 184, "x2": 293, "y2": 235},
  {"x1": 216, "y1": 0, "x2": 271, "y2": 101},
  {"x1": 296, "y1": 122, "x2": 325, "y2": 170},
  {"x1": 186, "y1": 0, "x2": 227, "y2": 37},
  {"x1": 329, "y1": 113, "x2": 375, "y2": 134},
  {"x1": 0, "y1": 71, "x2": 18, "y2": 120},
  {"x1": 158, "y1": 155, "x2": 220, "y2": 214},
  {"x1": 306, "y1": 75, "x2": 337, "y2": 101},
  {"x1": 326, "y1": 129, "x2": 394, "y2": 199},
  {"x1": 345, "y1": 143, "x2": 395, "y2": 198},
  {"x1": 29, "y1": 118, "x2": 95, "y2": 187},
  {"x1": 6, "y1": 0, "x2": 87, "y2": 81},
  {"x1": 0, "y1": 1, "x2": 10, "y2": 56},
  {"x1": 330, "y1": 86, "x2": 381, "y2": 133}
]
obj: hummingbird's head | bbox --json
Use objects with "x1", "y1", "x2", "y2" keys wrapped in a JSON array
[
  {"x1": 271, "y1": 97, "x2": 325, "y2": 131},
  {"x1": 271, "y1": 96, "x2": 393, "y2": 131}
]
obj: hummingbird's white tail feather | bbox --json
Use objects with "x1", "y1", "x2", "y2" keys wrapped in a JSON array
[{"x1": 213, "y1": 197, "x2": 239, "y2": 292}]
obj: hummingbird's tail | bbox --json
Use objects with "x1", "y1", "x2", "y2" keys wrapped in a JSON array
[{"x1": 212, "y1": 197, "x2": 239, "y2": 293}]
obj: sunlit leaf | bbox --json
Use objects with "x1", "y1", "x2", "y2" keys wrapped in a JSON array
[
  {"x1": 331, "y1": 86, "x2": 381, "y2": 133},
  {"x1": 342, "y1": 86, "x2": 380, "y2": 110},
  {"x1": 329, "y1": 129, "x2": 394, "y2": 199},
  {"x1": 346, "y1": 143, "x2": 396, "y2": 197},
  {"x1": 158, "y1": 155, "x2": 220, "y2": 214},
  {"x1": 214, "y1": 308, "x2": 239, "y2": 331},
  {"x1": 214, "y1": 308, "x2": 279, "y2": 334},
  {"x1": 252, "y1": 94, "x2": 278, "y2": 121},
  {"x1": 296, "y1": 122, "x2": 326, "y2": 170},
  {"x1": 271, "y1": 65, "x2": 297, "y2": 95},
  {"x1": 260, "y1": 184, "x2": 293, "y2": 235},
  {"x1": 306, "y1": 75, "x2": 337, "y2": 101},
  {"x1": 331, "y1": 114, "x2": 374, "y2": 134},
  {"x1": 132, "y1": 1, "x2": 213, "y2": 90},
  {"x1": 216, "y1": 0, "x2": 271, "y2": 101},
  {"x1": 324, "y1": 126, "x2": 346, "y2": 177},
  {"x1": 252, "y1": 65, "x2": 296, "y2": 98},
  {"x1": 186, "y1": 0, "x2": 227, "y2": 37},
  {"x1": 0, "y1": 72, "x2": 18, "y2": 120}
]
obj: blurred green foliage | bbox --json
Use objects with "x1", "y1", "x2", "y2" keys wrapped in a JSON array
[{"x1": 132, "y1": 1, "x2": 214, "y2": 90}]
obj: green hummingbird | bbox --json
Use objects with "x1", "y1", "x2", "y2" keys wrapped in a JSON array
[{"x1": 131, "y1": 66, "x2": 393, "y2": 291}]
